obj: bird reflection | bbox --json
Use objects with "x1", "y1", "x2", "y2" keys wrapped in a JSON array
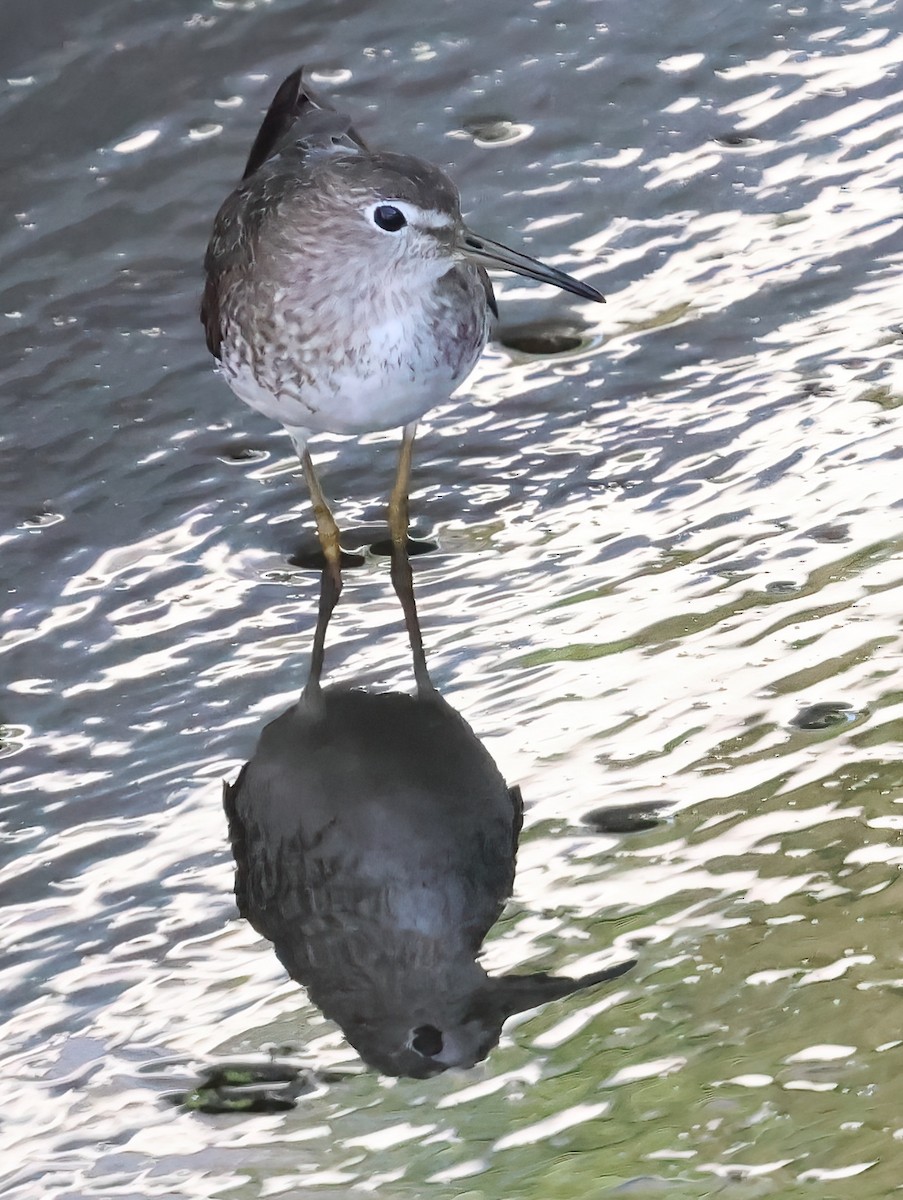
[{"x1": 224, "y1": 572, "x2": 632, "y2": 1078}]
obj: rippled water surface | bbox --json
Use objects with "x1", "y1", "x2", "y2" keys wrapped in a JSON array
[{"x1": 2, "y1": 0, "x2": 902, "y2": 1196}]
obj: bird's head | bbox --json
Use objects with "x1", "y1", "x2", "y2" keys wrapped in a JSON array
[
  {"x1": 311, "y1": 150, "x2": 604, "y2": 301},
  {"x1": 316, "y1": 958, "x2": 635, "y2": 1079}
]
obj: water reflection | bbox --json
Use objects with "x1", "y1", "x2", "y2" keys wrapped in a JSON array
[{"x1": 224, "y1": 571, "x2": 633, "y2": 1079}]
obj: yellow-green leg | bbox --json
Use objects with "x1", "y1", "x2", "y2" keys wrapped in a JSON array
[{"x1": 388, "y1": 422, "x2": 433, "y2": 694}]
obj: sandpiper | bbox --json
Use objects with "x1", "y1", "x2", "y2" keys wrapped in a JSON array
[{"x1": 202, "y1": 67, "x2": 604, "y2": 679}]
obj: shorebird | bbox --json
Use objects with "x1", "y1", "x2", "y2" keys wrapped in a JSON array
[{"x1": 202, "y1": 67, "x2": 604, "y2": 679}]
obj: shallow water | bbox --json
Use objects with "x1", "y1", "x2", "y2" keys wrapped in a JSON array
[{"x1": 2, "y1": 0, "x2": 902, "y2": 1196}]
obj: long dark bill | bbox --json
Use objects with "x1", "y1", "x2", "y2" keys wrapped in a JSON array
[{"x1": 458, "y1": 229, "x2": 605, "y2": 302}]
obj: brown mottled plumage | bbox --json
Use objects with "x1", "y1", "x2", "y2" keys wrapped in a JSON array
[{"x1": 201, "y1": 68, "x2": 604, "y2": 679}]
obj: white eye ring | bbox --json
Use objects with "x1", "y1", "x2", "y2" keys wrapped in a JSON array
[
  {"x1": 371, "y1": 203, "x2": 407, "y2": 232},
  {"x1": 363, "y1": 200, "x2": 456, "y2": 233}
]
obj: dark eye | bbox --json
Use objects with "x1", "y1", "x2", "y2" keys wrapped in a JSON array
[
  {"x1": 373, "y1": 204, "x2": 407, "y2": 232},
  {"x1": 410, "y1": 1025, "x2": 443, "y2": 1057}
]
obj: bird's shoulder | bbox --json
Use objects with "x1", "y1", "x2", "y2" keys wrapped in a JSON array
[
  {"x1": 478, "y1": 266, "x2": 498, "y2": 319},
  {"x1": 202, "y1": 70, "x2": 367, "y2": 356}
]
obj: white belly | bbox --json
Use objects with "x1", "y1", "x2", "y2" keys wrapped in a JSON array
[{"x1": 221, "y1": 308, "x2": 486, "y2": 436}]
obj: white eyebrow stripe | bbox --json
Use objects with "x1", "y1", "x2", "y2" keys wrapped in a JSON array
[
  {"x1": 370, "y1": 200, "x2": 454, "y2": 228},
  {"x1": 409, "y1": 206, "x2": 454, "y2": 228}
]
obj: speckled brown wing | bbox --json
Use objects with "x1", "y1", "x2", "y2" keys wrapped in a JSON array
[
  {"x1": 478, "y1": 266, "x2": 498, "y2": 319},
  {"x1": 200, "y1": 273, "x2": 223, "y2": 359},
  {"x1": 201, "y1": 66, "x2": 367, "y2": 361}
]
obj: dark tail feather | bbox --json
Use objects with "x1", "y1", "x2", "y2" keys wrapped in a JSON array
[
  {"x1": 242, "y1": 67, "x2": 308, "y2": 180},
  {"x1": 241, "y1": 67, "x2": 367, "y2": 181}
]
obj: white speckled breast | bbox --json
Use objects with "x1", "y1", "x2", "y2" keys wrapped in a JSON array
[{"x1": 219, "y1": 261, "x2": 490, "y2": 436}]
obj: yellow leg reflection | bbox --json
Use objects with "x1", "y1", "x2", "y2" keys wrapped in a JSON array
[{"x1": 301, "y1": 447, "x2": 342, "y2": 693}]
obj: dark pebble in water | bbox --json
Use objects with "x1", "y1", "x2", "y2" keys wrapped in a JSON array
[
  {"x1": 807, "y1": 524, "x2": 850, "y2": 543},
  {"x1": 714, "y1": 132, "x2": 759, "y2": 147},
  {"x1": 463, "y1": 117, "x2": 529, "y2": 144},
  {"x1": 19, "y1": 510, "x2": 64, "y2": 528},
  {"x1": 288, "y1": 547, "x2": 367, "y2": 570},
  {"x1": 498, "y1": 324, "x2": 587, "y2": 356},
  {"x1": 369, "y1": 536, "x2": 438, "y2": 558},
  {"x1": 590, "y1": 478, "x2": 640, "y2": 491},
  {"x1": 219, "y1": 445, "x2": 269, "y2": 463},
  {"x1": 583, "y1": 801, "x2": 671, "y2": 833},
  {"x1": 167, "y1": 1060, "x2": 316, "y2": 1114},
  {"x1": 790, "y1": 702, "x2": 856, "y2": 730}
]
